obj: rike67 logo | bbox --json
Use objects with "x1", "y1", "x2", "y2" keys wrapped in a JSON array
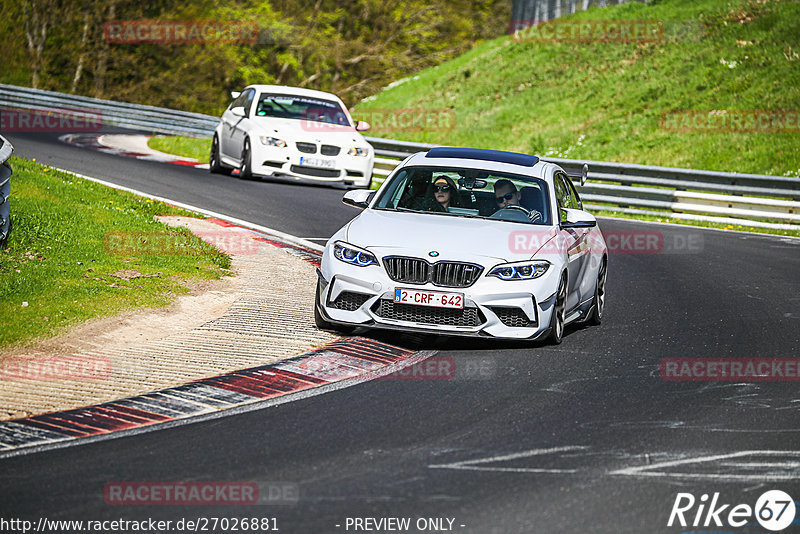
[{"x1": 668, "y1": 490, "x2": 796, "y2": 531}]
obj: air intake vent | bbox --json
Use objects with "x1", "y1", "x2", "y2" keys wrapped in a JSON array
[
  {"x1": 432, "y1": 262, "x2": 483, "y2": 288},
  {"x1": 296, "y1": 142, "x2": 317, "y2": 153},
  {"x1": 383, "y1": 256, "x2": 482, "y2": 288},
  {"x1": 383, "y1": 257, "x2": 430, "y2": 285},
  {"x1": 489, "y1": 307, "x2": 537, "y2": 328},
  {"x1": 290, "y1": 165, "x2": 340, "y2": 178},
  {"x1": 375, "y1": 300, "x2": 483, "y2": 327},
  {"x1": 329, "y1": 291, "x2": 371, "y2": 311}
]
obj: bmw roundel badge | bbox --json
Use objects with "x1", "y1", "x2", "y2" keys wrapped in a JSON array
[{"x1": 429, "y1": 251, "x2": 440, "y2": 257}]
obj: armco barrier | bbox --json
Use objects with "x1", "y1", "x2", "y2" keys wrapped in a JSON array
[
  {"x1": 1, "y1": 83, "x2": 798, "y2": 228},
  {"x1": 0, "y1": 135, "x2": 12, "y2": 244}
]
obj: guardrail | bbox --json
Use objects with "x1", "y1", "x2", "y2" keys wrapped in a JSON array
[
  {"x1": 1, "y1": 83, "x2": 798, "y2": 229},
  {"x1": 0, "y1": 84, "x2": 217, "y2": 137},
  {"x1": 0, "y1": 135, "x2": 12, "y2": 244},
  {"x1": 368, "y1": 141, "x2": 800, "y2": 228}
]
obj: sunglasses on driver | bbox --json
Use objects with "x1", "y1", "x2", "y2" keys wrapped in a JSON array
[{"x1": 495, "y1": 192, "x2": 515, "y2": 203}]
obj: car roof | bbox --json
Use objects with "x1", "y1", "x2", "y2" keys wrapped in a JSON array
[
  {"x1": 403, "y1": 148, "x2": 555, "y2": 182},
  {"x1": 243, "y1": 85, "x2": 346, "y2": 105}
]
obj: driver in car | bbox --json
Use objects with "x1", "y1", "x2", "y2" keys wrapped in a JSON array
[
  {"x1": 493, "y1": 179, "x2": 542, "y2": 223},
  {"x1": 493, "y1": 179, "x2": 522, "y2": 208}
]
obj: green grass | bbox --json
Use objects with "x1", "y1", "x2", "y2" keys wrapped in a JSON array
[
  {"x1": 354, "y1": 0, "x2": 800, "y2": 178},
  {"x1": 0, "y1": 157, "x2": 231, "y2": 349},
  {"x1": 148, "y1": 135, "x2": 211, "y2": 162}
]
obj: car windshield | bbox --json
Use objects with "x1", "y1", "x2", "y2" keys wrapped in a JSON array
[
  {"x1": 374, "y1": 165, "x2": 552, "y2": 225},
  {"x1": 255, "y1": 93, "x2": 351, "y2": 126}
]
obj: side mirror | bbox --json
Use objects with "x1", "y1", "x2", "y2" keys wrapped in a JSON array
[
  {"x1": 231, "y1": 106, "x2": 246, "y2": 117},
  {"x1": 343, "y1": 189, "x2": 374, "y2": 209},
  {"x1": 581, "y1": 163, "x2": 589, "y2": 186},
  {"x1": 355, "y1": 121, "x2": 371, "y2": 132},
  {"x1": 230, "y1": 91, "x2": 241, "y2": 99},
  {"x1": 560, "y1": 208, "x2": 596, "y2": 229}
]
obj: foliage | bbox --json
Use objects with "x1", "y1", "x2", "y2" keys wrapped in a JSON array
[{"x1": 0, "y1": 0, "x2": 510, "y2": 112}]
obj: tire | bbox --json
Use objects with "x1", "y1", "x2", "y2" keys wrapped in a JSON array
[
  {"x1": 587, "y1": 258, "x2": 607, "y2": 326},
  {"x1": 314, "y1": 282, "x2": 354, "y2": 335},
  {"x1": 209, "y1": 135, "x2": 227, "y2": 175},
  {"x1": 548, "y1": 274, "x2": 567, "y2": 345},
  {"x1": 240, "y1": 138, "x2": 253, "y2": 180}
]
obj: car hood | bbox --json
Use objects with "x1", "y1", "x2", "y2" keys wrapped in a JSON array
[
  {"x1": 250, "y1": 117, "x2": 367, "y2": 145},
  {"x1": 344, "y1": 209, "x2": 558, "y2": 264}
]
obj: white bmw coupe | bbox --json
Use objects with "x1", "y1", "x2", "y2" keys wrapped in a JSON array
[
  {"x1": 315, "y1": 147, "x2": 608, "y2": 343},
  {"x1": 210, "y1": 85, "x2": 374, "y2": 188}
]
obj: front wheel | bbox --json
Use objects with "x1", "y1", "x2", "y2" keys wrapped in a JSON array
[
  {"x1": 548, "y1": 274, "x2": 567, "y2": 345},
  {"x1": 587, "y1": 258, "x2": 607, "y2": 326},
  {"x1": 239, "y1": 138, "x2": 253, "y2": 180},
  {"x1": 209, "y1": 135, "x2": 228, "y2": 175}
]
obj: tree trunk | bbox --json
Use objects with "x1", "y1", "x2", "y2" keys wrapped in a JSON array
[
  {"x1": 23, "y1": 0, "x2": 49, "y2": 89},
  {"x1": 71, "y1": 0, "x2": 91, "y2": 94},
  {"x1": 94, "y1": 0, "x2": 116, "y2": 97}
]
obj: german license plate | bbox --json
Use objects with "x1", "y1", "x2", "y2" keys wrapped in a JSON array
[
  {"x1": 394, "y1": 288, "x2": 464, "y2": 309},
  {"x1": 300, "y1": 156, "x2": 335, "y2": 168}
]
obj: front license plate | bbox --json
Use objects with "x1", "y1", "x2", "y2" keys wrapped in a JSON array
[
  {"x1": 300, "y1": 156, "x2": 335, "y2": 169},
  {"x1": 394, "y1": 288, "x2": 464, "y2": 309}
]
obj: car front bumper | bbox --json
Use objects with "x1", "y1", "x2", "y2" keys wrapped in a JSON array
[
  {"x1": 251, "y1": 144, "x2": 373, "y2": 187},
  {"x1": 316, "y1": 257, "x2": 562, "y2": 340}
]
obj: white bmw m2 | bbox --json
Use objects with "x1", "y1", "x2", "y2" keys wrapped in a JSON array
[{"x1": 315, "y1": 147, "x2": 608, "y2": 344}]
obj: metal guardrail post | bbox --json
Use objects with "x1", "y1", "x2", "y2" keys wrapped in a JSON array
[{"x1": 0, "y1": 134, "x2": 13, "y2": 244}]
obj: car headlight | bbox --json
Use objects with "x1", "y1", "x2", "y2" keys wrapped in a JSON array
[
  {"x1": 259, "y1": 136, "x2": 287, "y2": 148},
  {"x1": 333, "y1": 241, "x2": 377, "y2": 267},
  {"x1": 347, "y1": 147, "x2": 369, "y2": 157},
  {"x1": 488, "y1": 260, "x2": 550, "y2": 280}
]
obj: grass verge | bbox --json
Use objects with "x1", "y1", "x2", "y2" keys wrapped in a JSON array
[
  {"x1": 0, "y1": 157, "x2": 231, "y2": 350},
  {"x1": 148, "y1": 135, "x2": 210, "y2": 162}
]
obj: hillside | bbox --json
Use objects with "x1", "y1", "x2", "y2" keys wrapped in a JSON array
[{"x1": 354, "y1": 0, "x2": 800, "y2": 176}]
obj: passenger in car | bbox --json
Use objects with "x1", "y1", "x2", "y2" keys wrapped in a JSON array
[{"x1": 427, "y1": 175, "x2": 461, "y2": 212}]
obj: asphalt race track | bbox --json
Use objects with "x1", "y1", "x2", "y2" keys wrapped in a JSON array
[{"x1": 2, "y1": 130, "x2": 800, "y2": 533}]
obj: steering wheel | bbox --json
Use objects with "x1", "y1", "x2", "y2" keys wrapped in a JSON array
[
  {"x1": 491, "y1": 205, "x2": 543, "y2": 223},
  {"x1": 500, "y1": 205, "x2": 530, "y2": 216}
]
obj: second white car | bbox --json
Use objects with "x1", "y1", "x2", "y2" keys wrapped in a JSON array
[{"x1": 210, "y1": 84, "x2": 374, "y2": 188}]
